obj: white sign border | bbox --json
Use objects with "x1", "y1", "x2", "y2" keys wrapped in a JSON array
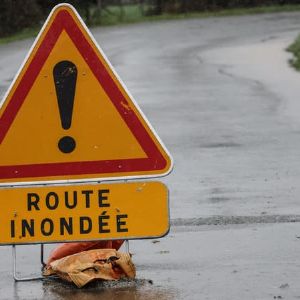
[{"x1": 0, "y1": 3, "x2": 173, "y2": 187}]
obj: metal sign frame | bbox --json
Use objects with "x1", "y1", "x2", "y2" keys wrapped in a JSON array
[
  {"x1": 12, "y1": 244, "x2": 45, "y2": 281},
  {"x1": 0, "y1": 3, "x2": 172, "y2": 282}
]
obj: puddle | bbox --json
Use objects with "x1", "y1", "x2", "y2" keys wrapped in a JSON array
[
  {"x1": 42, "y1": 277, "x2": 176, "y2": 300},
  {"x1": 201, "y1": 34, "x2": 300, "y2": 126}
]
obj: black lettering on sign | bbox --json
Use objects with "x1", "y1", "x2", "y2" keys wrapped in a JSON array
[
  {"x1": 27, "y1": 193, "x2": 40, "y2": 211},
  {"x1": 98, "y1": 211, "x2": 110, "y2": 233},
  {"x1": 10, "y1": 220, "x2": 15, "y2": 238},
  {"x1": 60, "y1": 217, "x2": 73, "y2": 235},
  {"x1": 80, "y1": 216, "x2": 92, "y2": 234},
  {"x1": 41, "y1": 218, "x2": 54, "y2": 236},
  {"x1": 46, "y1": 192, "x2": 59, "y2": 210},
  {"x1": 22, "y1": 219, "x2": 34, "y2": 237},
  {"x1": 65, "y1": 191, "x2": 77, "y2": 209},
  {"x1": 98, "y1": 189, "x2": 110, "y2": 207},
  {"x1": 81, "y1": 190, "x2": 93, "y2": 208},
  {"x1": 116, "y1": 214, "x2": 128, "y2": 232}
]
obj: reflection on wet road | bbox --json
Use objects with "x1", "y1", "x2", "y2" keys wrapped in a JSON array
[{"x1": 42, "y1": 278, "x2": 175, "y2": 300}]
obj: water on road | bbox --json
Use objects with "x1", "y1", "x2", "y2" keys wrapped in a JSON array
[{"x1": 1, "y1": 11, "x2": 300, "y2": 299}]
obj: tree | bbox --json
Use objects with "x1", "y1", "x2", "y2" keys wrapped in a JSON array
[{"x1": 0, "y1": 0, "x2": 42, "y2": 37}]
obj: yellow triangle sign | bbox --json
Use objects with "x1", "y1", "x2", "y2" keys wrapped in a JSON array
[{"x1": 0, "y1": 4, "x2": 172, "y2": 184}]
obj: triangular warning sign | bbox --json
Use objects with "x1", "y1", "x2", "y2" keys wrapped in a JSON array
[{"x1": 0, "y1": 4, "x2": 172, "y2": 184}]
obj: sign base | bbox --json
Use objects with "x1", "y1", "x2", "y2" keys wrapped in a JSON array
[{"x1": 12, "y1": 244, "x2": 45, "y2": 281}]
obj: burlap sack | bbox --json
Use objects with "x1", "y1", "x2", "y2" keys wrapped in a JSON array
[{"x1": 43, "y1": 249, "x2": 135, "y2": 288}]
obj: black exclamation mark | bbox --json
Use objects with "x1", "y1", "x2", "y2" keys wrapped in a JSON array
[{"x1": 53, "y1": 60, "x2": 77, "y2": 153}]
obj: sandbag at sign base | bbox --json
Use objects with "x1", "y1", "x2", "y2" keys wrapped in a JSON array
[{"x1": 43, "y1": 249, "x2": 136, "y2": 288}]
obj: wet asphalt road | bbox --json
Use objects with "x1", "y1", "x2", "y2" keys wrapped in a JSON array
[{"x1": 1, "y1": 11, "x2": 300, "y2": 299}]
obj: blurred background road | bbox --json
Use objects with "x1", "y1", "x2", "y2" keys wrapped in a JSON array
[{"x1": 1, "y1": 11, "x2": 300, "y2": 300}]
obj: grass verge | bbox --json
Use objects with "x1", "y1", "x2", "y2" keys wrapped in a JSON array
[
  {"x1": 92, "y1": 4, "x2": 300, "y2": 26},
  {"x1": 2, "y1": 4, "x2": 300, "y2": 45},
  {"x1": 0, "y1": 27, "x2": 39, "y2": 45},
  {"x1": 287, "y1": 34, "x2": 300, "y2": 70}
]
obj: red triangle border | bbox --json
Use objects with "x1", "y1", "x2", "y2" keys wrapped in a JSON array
[{"x1": 0, "y1": 9, "x2": 167, "y2": 180}]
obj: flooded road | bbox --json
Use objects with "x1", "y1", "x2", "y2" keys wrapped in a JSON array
[{"x1": 1, "y1": 11, "x2": 300, "y2": 299}]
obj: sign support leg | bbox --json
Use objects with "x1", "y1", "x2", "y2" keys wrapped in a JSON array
[
  {"x1": 40, "y1": 244, "x2": 46, "y2": 268},
  {"x1": 125, "y1": 240, "x2": 130, "y2": 253},
  {"x1": 12, "y1": 245, "x2": 44, "y2": 281}
]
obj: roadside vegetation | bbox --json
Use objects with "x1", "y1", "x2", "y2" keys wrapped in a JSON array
[
  {"x1": 1, "y1": 1, "x2": 300, "y2": 44},
  {"x1": 287, "y1": 35, "x2": 300, "y2": 70}
]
